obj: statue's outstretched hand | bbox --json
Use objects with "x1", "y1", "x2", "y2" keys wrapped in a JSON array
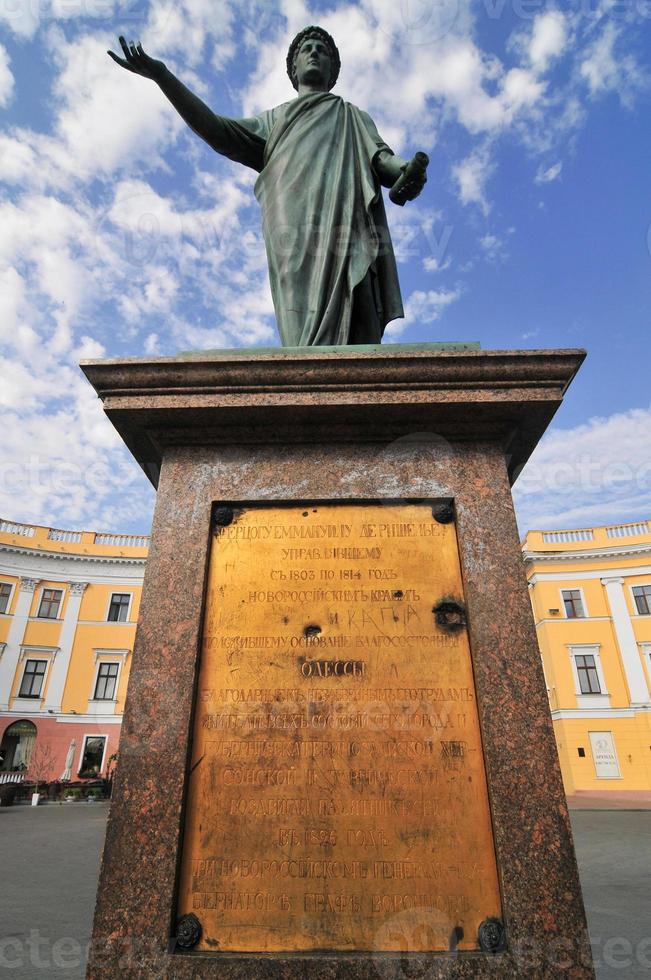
[{"x1": 107, "y1": 37, "x2": 165, "y2": 81}]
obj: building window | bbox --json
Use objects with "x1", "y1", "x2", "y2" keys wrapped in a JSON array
[
  {"x1": 0, "y1": 582, "x2": 11, "y2": 614},
  {"x1": 94, "y1": 663, "x2": 119, "y2": 701},
  {"x1": 562, "y1": 589, "x2": 586, "y2": 618},
  {"x1": 577, "y1": 747, "x2": 586, "y2": 757},
  {"x1": 107, "y1": 593, "x2": 131, "y2": 622},
  {"x1": 0, "y1": 720, "x2": 37, "y2": 771},
  {"x1": 18, "y1": 660, "x2": 47, "y2": 699},
  {"x1": 78, "y1": 736, "x2": 107, "y2": 778},
  {"x1": 37, "y1": 588, "x2": 63, "y2": 619},
  {"x1": 632, "y1": 585, "x2": 651, "y2": 615},
  {"x1": 575, "y1": 654, "x2": 601, "y2": 695}
]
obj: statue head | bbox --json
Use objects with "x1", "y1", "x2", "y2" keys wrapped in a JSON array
[{"x1": 286, "y1": 26, "x2": 341, "y2": 92}]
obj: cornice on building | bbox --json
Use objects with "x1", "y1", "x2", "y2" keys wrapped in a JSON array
[
  {"x1": 523, "y1": 543, "x2": 651, "y2": 566},
  {"x1": 0, "y1": 542, "x2": 146, "y2": 567},
  {"x1": 0, "y1": 543, "x2": 146, "y2": 589}
]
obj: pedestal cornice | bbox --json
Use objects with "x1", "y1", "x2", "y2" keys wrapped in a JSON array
[{"x1": 81, "y1": 346, "x2": 585, "y2": 489}]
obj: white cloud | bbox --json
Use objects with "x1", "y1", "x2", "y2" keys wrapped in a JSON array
[
  {"x1": 514, "y1": 406, "x2": 651, "y2": 532},
  {"x1": 241, "y1": 0, "x2": 553, "y2": 155},
  {"x1": 423, "y1": 255, "x2": 451, "y2": 274},
  {"x1": 580, "y1": 23, "x2": 646, "y2": 105},
  {"x1": 74, "y1": 335, "x2": 106, "y2": 359},
  {"x1": 535, "y1": 161, "x2": 563, "y2": 184},
  {"x1": 144, "y1": 0, "x2": 236, "y2": 68},
  {"x1": 452, "y1": 146, "x2": 494, "y2": 214},
  {"x1": 528, "y1": 11, "x2": 568, "y2": 73},
  {"x1": 479, "y1": 232, "x2": 507, "y2": 263},
  {"x1": 144, "y1": 332, "x2": 161, "y2": 355},
  {"x1": 0, "y1": 44, "x2": 14, "y2": 106},
  {"x1": 0, "y1": 0, "x2": 42, "y2": 38},
  {"x1": 0, "y1": 135, "x2": 43, "y2": 187},
  {"x1": 385, "y1": 287, "x2": 461, "y2": 338},
  {"x1": 0, "y1": 395, "x2": 155, "y2": 531},
  {"x1": 0, "y1": 267, "x2": 27, "y2": 343},
  {"x1": 50, "y1": 32, "x2": 184, "y2": 182},
  {"x1": 500, "y1": 67, "x2": 546, "y2": 113}
]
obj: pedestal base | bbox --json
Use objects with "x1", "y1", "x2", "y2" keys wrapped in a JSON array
[{"x1": 82, "y1": 346, "x2": 593, "y2": 978}]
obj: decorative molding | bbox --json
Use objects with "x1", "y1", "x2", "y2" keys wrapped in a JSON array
[
  {"x1": 86, "y1": 699, "x2": 119, "y2": 717},
  {"x1": 528, "y1": 565, "x2": 651, "y2": 584},
  {"x1": 524, "y1": 543, "x2": 651, "y2": 565},
  {"x1": 1, "y1": 541, "x2": 146, "y2": 570},
  {"x1": 19, "y1": 576, "x2": 39, "y2": 592},
  {"x1": 0, "y1": 709, "x2": 123, "y2": 725},
  {"x1": 551, "y1": 708, "x2": 636, "y2": 720},
  {"x1": 77, "y1": 620, "x2": 136, "y2": 628},
  {"x1": 564, "y1": 642, "x2": 602, "y2": 650},
  {"x1": 68, "y1": 581, "x2": 89, "y2": 596},
  {"x1": 92, "y1": 648, "x2": 131, "y2": 663},
  {"x1": 534, "y1": 616, "x2": 611, "y2": 627},
  {"x1": 11, "y1": 697, "x2": 45, "y2": 714},
  {"x1": 58, "y1": 714, "x2": 123, "y2": 725},
  {"x1": 19, "y1": 645, "x2": 60, "y2": 662},
  {"x1": 575, "y1": 695, "x2": 611, "y2": 710}
]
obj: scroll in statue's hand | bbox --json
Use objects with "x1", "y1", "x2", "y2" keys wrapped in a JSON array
[
  {"x1": 389, "y1": 152, "x2": 429, "y2": 206},
  {"x1": 107, "y1": 37, "x2": 166, "y2": 81}
]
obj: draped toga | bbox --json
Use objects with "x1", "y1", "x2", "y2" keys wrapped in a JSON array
[{"x1": 205, "y1": 92, "x2": 404, "y2": 346}]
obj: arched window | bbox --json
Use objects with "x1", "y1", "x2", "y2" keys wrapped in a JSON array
[{"x1": 0, "y1": 720, "x2": 37, "y2": 771}]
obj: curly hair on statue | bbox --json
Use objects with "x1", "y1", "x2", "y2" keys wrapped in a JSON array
[{"x1": 286, "y1": 25, "x2": 341, "y2": 91}]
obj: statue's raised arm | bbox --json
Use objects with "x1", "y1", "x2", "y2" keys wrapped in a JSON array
[
  {"x1": 107, "y1": 37, "x2": 166, "y2": 80},
  {"x1": 107, "y1": 37, "x2": 265, "y2": 165},
  {"x1": 108, "y1": 26, "x2": 430, "y2": 347}
]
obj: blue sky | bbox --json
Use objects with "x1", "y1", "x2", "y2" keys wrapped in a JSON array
[{"x1": 1, "y1": 0, "x2": 650, "y2": 535}]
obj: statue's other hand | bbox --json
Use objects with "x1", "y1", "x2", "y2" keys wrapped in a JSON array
[
  {"x1": 388, "y1": 152, "x2": 429, "y2": 207},
  {"x1": 107, "y1": 37, "x2": 166, "y2": 81},
  {"x1": 400, "y1": 163, "x2": 427, "y2": 202}
]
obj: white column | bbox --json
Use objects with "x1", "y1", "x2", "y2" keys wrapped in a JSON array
[
  {"x1": 0, "y1": 577, "x2": 39, "y2": 711},
  {"x1": 43, "y1": 582, "x2": 88, "y2": 712},
  {"x1": 602, "y1": 577, "x2": 650, "y2": 705}
]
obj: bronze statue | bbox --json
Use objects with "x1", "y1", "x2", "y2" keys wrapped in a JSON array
[{"x1": 109, "y1": 27, "x2": 428, "y2": 347}]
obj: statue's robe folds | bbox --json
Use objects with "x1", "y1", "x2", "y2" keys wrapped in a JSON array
[{"x1": 207, "y1": 92, "x2": 403, "y2": 346}]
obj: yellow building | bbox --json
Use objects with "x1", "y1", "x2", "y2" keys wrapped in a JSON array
[
  {"x1": 0, "y1": 519, "x2": 147, "y2": 784},
  {"x1": 523, "y1": 520, "x2": 651, "y2": 794},
  {"x1": 3, "y1": 513, "x2": 650, "y2": 796}
]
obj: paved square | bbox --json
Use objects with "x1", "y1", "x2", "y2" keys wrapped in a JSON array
[{"x1": 0, "y1": 805, "x2": 649, "y2": 978}]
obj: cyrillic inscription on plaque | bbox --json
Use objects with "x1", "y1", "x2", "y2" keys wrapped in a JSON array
[{"x1": 177, "y1": 503, "x2": 501, "y2": 952}]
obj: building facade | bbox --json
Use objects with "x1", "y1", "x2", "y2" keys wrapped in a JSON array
[
  {"x1": 0, "y1": 519, "x2": 147, "y2": 785},
  {"x1": 2, "y1": 514, "x2": 650, "y2": 794},
  {"x1": 523, "y1": 520, "x2": 651, "y2": 794}
]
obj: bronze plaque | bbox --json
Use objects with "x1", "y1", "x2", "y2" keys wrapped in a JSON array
[{"x1": 177, "y1": 503, "x2": 501, "y2": 953}]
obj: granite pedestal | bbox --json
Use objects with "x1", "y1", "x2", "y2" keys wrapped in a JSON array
[{"x1": 81, "y1": 345, "x2": 594, "y2": 978}]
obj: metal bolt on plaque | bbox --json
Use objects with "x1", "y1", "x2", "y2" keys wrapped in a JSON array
[
  {"x1": 478, "y1": 917, "x2": 506, "y2": 954},
  {"x1": 175, "y1": 913, "x2": 202, "y2": 950},
  {"x1": 432, "y1": 502, "x2": 455, "y2": 524},
  {"x1": 212, "y1": 505, "x2": 234, "y2": 529},
  {"x1": 433, "y1": 599, "x2": 467, "y2": 632}
]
